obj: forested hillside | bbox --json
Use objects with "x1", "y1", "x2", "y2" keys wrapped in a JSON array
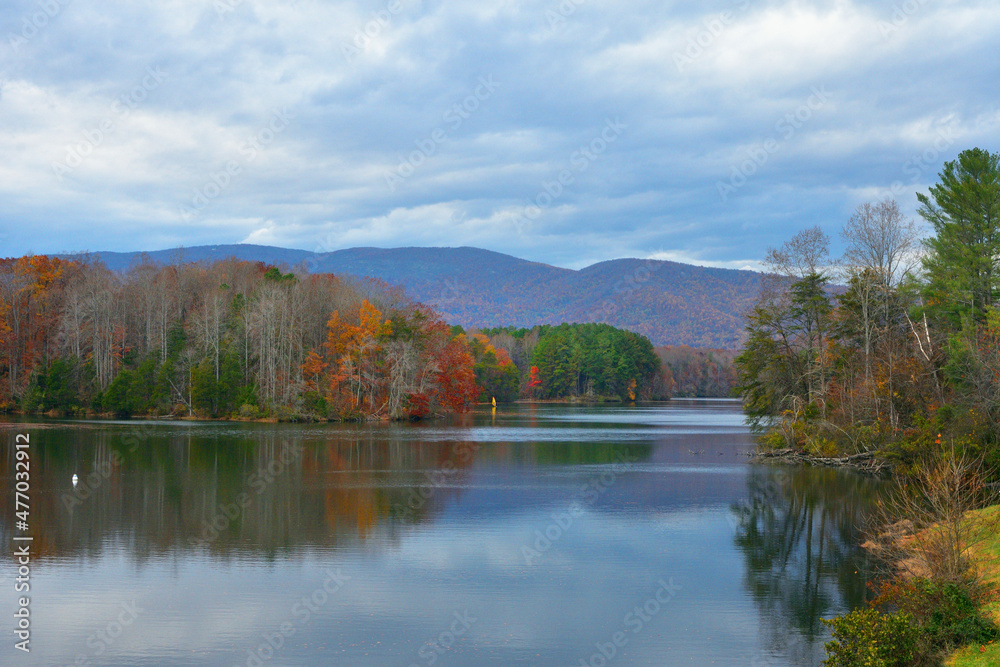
[
  {"x1": 86, "y1": 246, "x2": 763, "y2": 348},
  {"x1": 0, "y1": 257, "x2": 670, "y2": 418},
  {"x1": 656, "y1": 346, "x2": 738, "y2": 397},
  {"x1": 0, "y1": 258, "x2": 483, "y2": 419}
]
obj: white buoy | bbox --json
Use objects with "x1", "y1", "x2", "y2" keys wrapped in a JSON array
[{"x1": 72, "y1": 474, "x2": 78, "y2": 487}]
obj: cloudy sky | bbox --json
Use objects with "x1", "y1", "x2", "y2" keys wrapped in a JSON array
[{"x1": 1, "y1": 0, "x2": 998, "y2": 270}]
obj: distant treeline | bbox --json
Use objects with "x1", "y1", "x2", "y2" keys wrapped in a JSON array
[
  {"x1": 656, "y1": 346, "x2": 738, "y2": 398},
  {"x1": 0, "y1": 257, "x2": 682, "y2": 418}
]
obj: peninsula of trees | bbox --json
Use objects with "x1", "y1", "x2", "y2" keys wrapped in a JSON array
[{"x1": 737, "y1": 146, "x2": 1000, "y2": 467}]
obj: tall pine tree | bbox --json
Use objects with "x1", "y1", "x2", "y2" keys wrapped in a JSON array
[{"x1": 919, "y1": 148, "x2": 1000, "y2": 326}]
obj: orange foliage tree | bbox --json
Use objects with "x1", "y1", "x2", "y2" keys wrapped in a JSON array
[
  {"x1": 322, "y1": 300, "x2": 393, "y2": 414},
  {"x1": 0, "y1": 256, "x2": 70, "y2": 404},
  {"x1": 306, "y1": 300, "x2": 479, "y2": 419},
  {"x1": 0, "y1": 254, "x2": 480, "y2": 420}
]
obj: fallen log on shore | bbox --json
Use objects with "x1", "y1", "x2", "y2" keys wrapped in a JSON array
[{"x1": 751, "y1": 448, "x2": 890, "y2": 475}]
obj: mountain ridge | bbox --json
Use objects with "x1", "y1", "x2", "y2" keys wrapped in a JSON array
[{"x1": 58, "y1": 244, "x2": 761, "y2": 348}]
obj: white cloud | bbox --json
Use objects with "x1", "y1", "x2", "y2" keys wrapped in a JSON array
[{"x1": 0, "y1": 0, "x2": 998, "y2": 268}]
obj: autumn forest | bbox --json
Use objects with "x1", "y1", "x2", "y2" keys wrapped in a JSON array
[{"x1": 0, "y1": 256, "x2": 712, "y2": 420}]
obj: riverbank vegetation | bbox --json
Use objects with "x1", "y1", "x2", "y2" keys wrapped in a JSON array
[
  {"x1": 824, "y1": 455, "x2": 1000, "y2": 666},
  {"x1": 736, "y1": 148, "x2": 1000, "y2": 473},
  {"x1": 731, "y1": 147, "x2": 1000, "y2": 665},
  {"x1": 946, "y1": 504, "x2": 1000, "y2": 665}
]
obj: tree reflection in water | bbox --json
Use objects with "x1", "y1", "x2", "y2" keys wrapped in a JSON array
[
  {"x1": 732, "y1": 465, "x2": 885, "y2": 665},
  {"x1": 0, "y1": 425, "x2": 651, "y2": 562}
]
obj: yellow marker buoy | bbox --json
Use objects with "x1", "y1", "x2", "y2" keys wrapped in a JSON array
[{"x1": 491, "y1": 396, "x2": 496, "y2": 407}]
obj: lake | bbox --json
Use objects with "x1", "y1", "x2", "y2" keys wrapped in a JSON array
[{"x1": 1, "y1": 400, "x2": 883, "y2": 666}]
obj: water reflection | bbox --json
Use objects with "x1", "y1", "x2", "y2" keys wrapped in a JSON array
[
  {"x1": 0, "y1": 404, "x2": 886, "y2": 666},
  {"x1": 0, "y1": 424, "x2": 652, "y2": 562},
  {"x1": 732, "y1": 465, "x2": 882, "y2": 665}
]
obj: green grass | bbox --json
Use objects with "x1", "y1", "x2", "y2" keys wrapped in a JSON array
[{"x1": 947, "y1": 506, "x2": 1000, "y2": 667}]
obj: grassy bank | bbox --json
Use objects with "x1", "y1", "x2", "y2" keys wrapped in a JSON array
[
  {"x1": 823, "y1": 455, "x2": 1000, "y2": 667},
  {"x1": 947, "y1": 505, "x2": 1000, "y2": 666}
]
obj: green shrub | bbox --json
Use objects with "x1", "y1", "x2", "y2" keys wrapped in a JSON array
[
  {"x1": 273, "y1": 405, "x2": 296, "y2": 422},
  {"x1": 805, "y1": 435, "x2": 839, "y2": 458},
  {"x1": 758, "y1": 428, "x2": 790, "y2": 450},
  {"x1": 300, "y1": 390, "x2": 327, "y2": 417},
  {"x1": 856, "y1": 577, "x2": 1000, "y2": 665},
  {"x1": 235, "y1": 384, "x2": 259, "y2": 409},
  {"x1": 103, "y1": 370, "x2": 137, "y2": 416},
  {"x1": 24, "y1": 358, "x2": 82, "y2": 413},
  {"x1": 823, "y1": 608, "x2": 918, "y2": 667},
  {"x1": 238, "y1": 404, "x2": 261, "y2": 420},
  {"x1": 909, "y1": 579, "x2": 998, "y2": 649}
]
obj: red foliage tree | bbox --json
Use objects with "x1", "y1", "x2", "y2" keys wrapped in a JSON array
[{"x1": 434, "y1": 338, "x2": 479, "y2": 413}]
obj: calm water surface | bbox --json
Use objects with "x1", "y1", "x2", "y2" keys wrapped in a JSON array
[{"x1": 1, "y1": 401, "x2": 883, "y2": 666}]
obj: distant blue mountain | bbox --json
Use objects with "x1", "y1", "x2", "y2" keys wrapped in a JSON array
[{"x1": 74, "y1": 244, "x2": 761, "y2": 348}]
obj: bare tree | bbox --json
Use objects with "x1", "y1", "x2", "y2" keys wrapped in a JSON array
[
  {"x1": 764, "y1": 226, "x2": 831, "y2": 279},
  {"x1": 840, "y1": 199, "x2": 922, "y2": 428},
  {"x1": 192, "y1": 285, "x2": 228, "y2": 380},
  {"x1": 869, "y1": 452, "x2": 998, "y2": 586},
  {"x1": 125, "y1": 258, "x2": 174, "y2": 359},
  {"x1": 761, "y1": 227, "x2": 834, "y2": 407},
  {"x1": 842, "y1": 199, "x2": 919, "y2": 295},
  {"x1": 248, "y1": 283, "x2": 283, "y2": 406},
  {"x1": 384, "y1": 339, "x2": 418, "y2": 418},
  {"x1": 73, "y1": 263, "x2": 124, "y2": 390}
]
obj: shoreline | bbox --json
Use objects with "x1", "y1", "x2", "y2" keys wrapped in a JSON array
[
  {"x1": 751, "y1": 447, "x2": 890, "y2": 475},
  {"x1": 0, "y1": 409, "x2": 443, "y2": 424},
  {"x1": 1, "y1": 398, "x2": 685, "y2": 423}
]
